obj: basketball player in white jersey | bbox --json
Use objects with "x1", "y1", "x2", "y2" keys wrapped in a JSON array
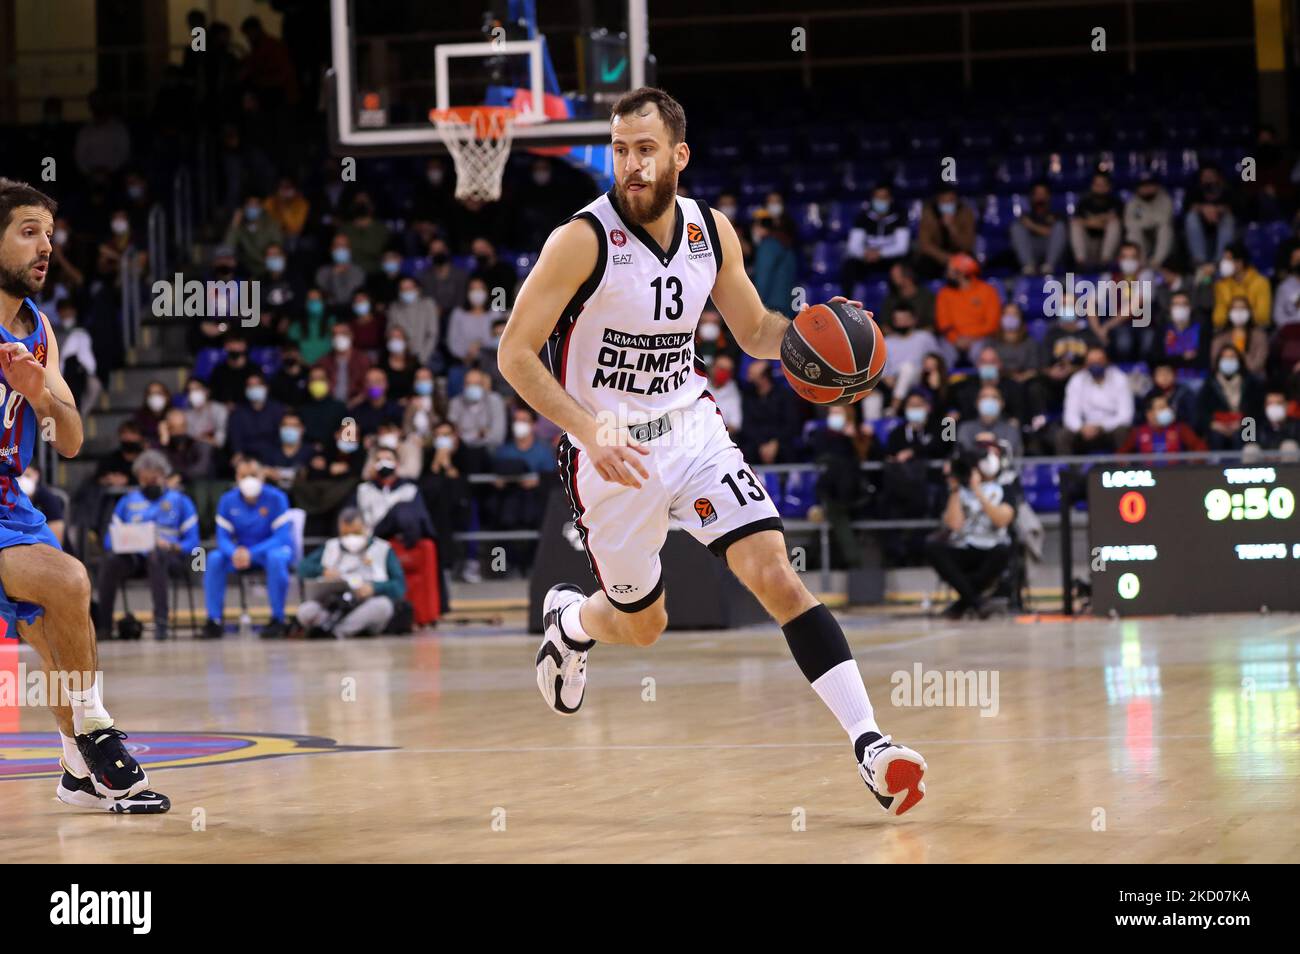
[{"x1": 498, "y1": 89, "x2": 926, "y2": 815}]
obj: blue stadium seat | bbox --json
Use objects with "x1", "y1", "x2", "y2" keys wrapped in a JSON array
[
  {"x1": 250, "y1": 346, "x2": 280, "y2": 377},
  {"x1": 1019, "y1": 461, "x2": 1061, "y2": 513},
  {"x1": 903, "y1": 121, "x2": 943, "y2": 153},
  {"x1": 790, "y1": 170, "x2": 832, "y2": 200},
  {"x1": 808, "y1": 242, "x2": 845, "y2": 277},
  {"x1": 981, "y1": 193, "x2": 1023, "y2": 228},
  {"x1": 893, "y1": 157, "x2": 939, "y2": 197},
  {"x1": 994, "y1": 156, "x2": 1040, "y2": 191},
  {"x1": 514, "y1": 252, "x2": 538, "y2": 278},
  {"x1": 1007, "y1": 120, "x2": 1049, "y2": 151},
  {"x1": 792, "y1": 202, "x2": 826, "y2": 241},
  {"x1": 739, "y1": 168, "x2": 783, "y2": 200},
  {"x1": 956, "y1": 121, "x2": 997, "y2": 153},
  {"x1": 842, "y1": 160, "x2": 886, "y2": 195},
  {"x1": 756, "y1": 138, "x2": 794, "y2": 162},
  {"x1": 194, "y1": 347, "x2": 225, "y2": 382},
  {"x1": 853, "y1": 279, "x2": 891, "y2": 314},
  {"x1": 855, "y1": 124, "x2": 895, "y2": 156},
  {"x1": 872, "y1": 416, "x2": 902, "y2": 445},
  {"x1": 811, "y1": 281, "x2": 842, "y2": 304},
  {"x1": 825, "y1": 199, "x2": 861, "y2": 238},
  {"x1": 778, "y1": 469, "x2": 819, "y2": 519}
]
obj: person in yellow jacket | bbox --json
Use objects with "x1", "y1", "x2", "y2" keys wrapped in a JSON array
[{"x1": 1212, "y1": 243, "x2": 1271, "y2": 329}]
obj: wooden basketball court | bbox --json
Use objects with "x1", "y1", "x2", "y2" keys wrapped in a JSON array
[{"x1": 3, "y1": 610, "x2": 1297, "y2": 863}]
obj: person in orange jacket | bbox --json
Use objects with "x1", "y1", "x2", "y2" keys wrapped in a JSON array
[{"x1": 935, "y1": 253, "x2": 1002, "y2": 360}]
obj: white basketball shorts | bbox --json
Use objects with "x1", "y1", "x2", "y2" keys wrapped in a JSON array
[{"x1": 555, "y1": 392, "x2": 784, "y2": 612}]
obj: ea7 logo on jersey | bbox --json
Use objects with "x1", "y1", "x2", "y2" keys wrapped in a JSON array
[
  {"x1": 694, "y1": 497, "x2": 718, "y2": 526},
  {"x1": 686, "y1": 222, "x2": 709, "y2": 255},
  {"x1": 613, "y1": 253, "x2": 633, "y2": 265}
]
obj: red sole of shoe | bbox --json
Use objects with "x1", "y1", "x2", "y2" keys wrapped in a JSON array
[{"x1": 885, "y1": 760, "x2": 926, "y2": 816}]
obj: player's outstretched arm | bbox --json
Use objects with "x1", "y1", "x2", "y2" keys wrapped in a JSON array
[
  {"x1": 498, "y1": 219, "x2": 649, "y2": 488},
  {"x1": 0, "y1": 312, "x2": 82, "y2": 457},
  {"x1": 707, "y1": 208, "x2": 792, "y2": 361}
]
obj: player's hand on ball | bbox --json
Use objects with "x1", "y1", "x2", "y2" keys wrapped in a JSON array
[
  {"x1": 0, "y1": 342, "x2": 46, "y2": 402},
  {"x1": 589, "y1": 438, "x2": 650, "y2": 489},
  {"x1": 826, "y1": 294, "x2": 869, "y2": 316}
]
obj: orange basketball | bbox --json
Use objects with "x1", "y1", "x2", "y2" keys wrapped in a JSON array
[{"x1": 780, "y1": 301, "x2": 887, "y2": 405}]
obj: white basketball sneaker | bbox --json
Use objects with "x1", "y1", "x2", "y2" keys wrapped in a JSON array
[
  {"x1": 535, "y1": 583, "x2": 594, "y2": 715},
  {"x1": 856, "y1": 731, "x2": 927, "y2": 816}
]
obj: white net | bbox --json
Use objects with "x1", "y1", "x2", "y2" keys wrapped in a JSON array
[{"x1": 431, "y1": 108, "x2": 515, "y2": 203}]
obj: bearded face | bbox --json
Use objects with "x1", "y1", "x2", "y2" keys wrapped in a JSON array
[
  {"x1": 615, "y1": 159, "x2": 678, "y2": 226},
  {"x1": 0, "y1": 206, "x2": 52, "y2": 300}
]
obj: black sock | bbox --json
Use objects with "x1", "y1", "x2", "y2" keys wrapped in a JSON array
[{"x1": 780, "y1": 603, "x2": 852, "y2": 683}]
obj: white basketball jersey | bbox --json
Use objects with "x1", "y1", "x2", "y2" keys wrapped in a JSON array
[{"x1": 547, "y1": 190, "x2": 722, "y2": 429}]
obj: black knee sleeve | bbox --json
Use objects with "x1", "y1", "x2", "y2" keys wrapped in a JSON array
[{"x1": 780, "y1": 603, "x2": 852, "y2": 683}]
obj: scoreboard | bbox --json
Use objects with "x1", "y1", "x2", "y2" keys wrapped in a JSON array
[{"x1": 1087, "y1": 464, "x2": 1300, "y2": 616}]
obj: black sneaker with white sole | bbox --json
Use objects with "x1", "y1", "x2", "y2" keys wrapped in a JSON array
[
  {"x1": 535, "y1": 583, "x2": 593, "y2": 715},
  {"x1": 56, "y1": 762, "x2": 170, "y2": 813},
  {"x1": 75, "y1": 727, "x2": 152, "y2": 799}
]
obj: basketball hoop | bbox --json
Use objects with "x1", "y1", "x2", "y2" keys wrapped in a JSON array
[{"x1": 428, "y1": 106, "x2": 517, "y2": 203}]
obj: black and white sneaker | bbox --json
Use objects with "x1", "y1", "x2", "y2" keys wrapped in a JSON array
[
  {"x1": 535, "y1": 583, "x2": 593, "y2": 715},
  {"x1": 56, "y1": 761, "x2": 170, "y2": 814},
  {"x1": 75, "y1": 727, "x2": 152, "y2": 799},
  {"x1": 856, "y1": 731, "x2": 927, "y2": 816}
]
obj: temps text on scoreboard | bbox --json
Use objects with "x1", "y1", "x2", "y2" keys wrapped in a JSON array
[{"x1": 1088, "y1": 464, "x2": 1300, "y2": 616}]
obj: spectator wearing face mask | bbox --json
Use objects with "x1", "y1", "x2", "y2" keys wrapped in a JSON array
[
  {"x1": 1070, "y1": 172, "x2": 1123, "y2": 270},
  {"x1": 315, "y1": 322, "x2": 372, "y2": 404},
  {"x1": 881, "y1": 305, "x2": 944, "y2": 413},
  {"x1": 348, "y1": 290, "x2": 384, "y2": 355},
  {"x1": 1010, "y1": 180, "x2": 1067, "y2": 276},
  {"x1": 261, "y1": 242, "x2": 302, "y2": 317},
  {"x1": 403, "y1": 370, "x2": 441, "y2": 446},
  {"x1": 97, "y1": 451, "x2": 200, "y2": 642},
  {"x1": 223, "y1": 191, "x2": 284, "y2": 277},
  {"x1": 1184, "y1": 165, "x2": 1238, "y2": 267},
  {"x1": 878, "y1": 261, "x2": 937, "y2": 331},
  {"x1": 207, "y1": 337, "x2": 254, "y2": 406},
  {"x1": 490, "y1": 410, "x2": 555, "y2": 574},
  {"x1": 1212, "y1": 244, "x2": 1271, "y2": 329},
  {"x1": 1143, "y1": 361, "x2": 1198, "y2": 425},
  {"x1": 266, "y1": 411, "x2": 314, "y2": 488},
  {"x1": 316, "y1": 234, "x2": 366, "y2": 306},
  {"x1": 416, "y1": 236, "x2": 470, "y2": 326},
  {"x1": 1273, "y1": 248, "x2": 1300, "y2": 328},
  {"x1": 20, "y1": 465, "x2": 65, "y2": 545},
  {"x1": 447, "y1": 369, "x2": 508, "y2": 471},
  {"x1": 1088, "y1": 243, "x2": 1157, "y2": 364},
  {"x1": 203, "y1": 457, "x2": 293, "y2": 639},
  {"x1": 1154, "y1": 291, "x2": 1208, "y2": 369},
  {"x1": 480, "y1": 316, "x2": 513, "y2": 400},
  {"x1": 750, "y1": 210, "x2": 798, "y2": 316},
  {"x1": 707, "y1": 354, "x2": 744, "y2": 435},
  {"x1": 269, "y1": 346, "x2": 308, "y2": 407},
  {"x1": 1118, "y1": 394, "x2": 1207, "y2": 456},
  {"x1": 1197, "y1": 345, "x2": 1265, "y2": 450},
  {"x1": 420, "y1": 422, "x2": 473, "y2": 597},
  {"x1": 957, "y1": 385, "x2": 1023, "y2": 458},
  {"x1": 386, "y1": 277, "x2": 441, "y2": 367},
  {"x1": 294, "y1": 507, "x2": 407, "y2": 638},
  {"x1": 935, "y1": 253, "x2": 1001, "y2": 361},
  {"x1": 1041, "y1": 298, "x2": 1102, "y2": 406},
  {"x1": 133, "y1": 381, "x2": 172, "y2": 445},
  {"x1": 379, "y1": 327, "x2": 417, "y2": 400},
  {"x1": 1124, "y1": 176, "x2": 1174, "y2": 269},
  {"x1": 1058, "y1": 347, "x2": 1134, "y2": 454},
  {"x1": 365, "y1": 423, "x2": 422, "y2": 480},
  {"x1": 842, "y1": 184, "x2": 911, "y2": 291},
  {"x1": 228, "y1": 373, "x2": 285, "y2": 463},
  {"x1": 1257, "y1": 391, "x2": 1300, "y2": 450},
  {"x1": 916, "y1": 187, "x2": 977, "y2": 281},
  {"x1": 928, "y1": 447, "x2": 1017, "y2": 619},
  {"x1": 1211, "y1": 295, "x2": 1269, "y2": 377},
  {"x1": 447, "y1": 277, "x2": 500, "y2": 364},
  {"x1": 299, "y1": 366, "x2": 347, "y2": 446},
  {"x1": 288, "y1": 291, "x2": 334, "y2": 365},
  {"x1": 370, "y1": 250, "x2": 405, "y2": 306},
  {"x1": 469, "y1": 237, "x2": 517, "y2": 306},
  {"x1": 739, "y1": 360, "x2": 802, "y2": 466},
  {"x1": 355, "y1": 446, "x2": 426, "y2": 531},
  {"x1": 349, "y1": 368, "x2": 402, "y2": 436},
  {"x1": 880, "y1": 391, "x2": 947, "y2": 564},
  {"x1": 694, "y1": 308, "x2": 734, "y2": 365},
  {"x1": 158, "y1": 406, "x2": 213, "y2": 484},
  {"x1": 54, "y1": 298, "x2": 101, "y2": 412},
  {"x1": 182, "y1": 377, "x2": 228, "y2": 450},
  {"x1": 991, "y1": 304, "x2": 1045, "y2": 383},
  {"x1": 959, "y1": 346, "x2": 1027, "y2": 423}
]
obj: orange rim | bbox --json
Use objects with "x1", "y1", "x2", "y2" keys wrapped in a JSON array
[{"x1": 428, "y1": 106, "x2": 517, "y2": 139}]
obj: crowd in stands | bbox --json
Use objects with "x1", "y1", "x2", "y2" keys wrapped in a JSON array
[{"x1": 9, "y1": 15, "x2": 1300, "y2": 585}]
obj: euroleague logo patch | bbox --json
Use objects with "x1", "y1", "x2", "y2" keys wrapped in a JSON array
[
  {"x1": 694, "y1": 497, "x2": 718, "y2": 527},
  {"x1": 610, "y1": 228, "x2": 628, "y2": 247},
  {"x1": 32, "y1": 342, "x2": 47, "y2": 365},
  {"x1": 686, "y1": 222, "x2": 708, "y2": 254}
]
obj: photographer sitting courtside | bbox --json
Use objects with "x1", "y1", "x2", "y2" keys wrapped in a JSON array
[
  {"x1": 926, "y1": 446, "x2": 1017, "y2": 619},
  {"x1": 295, "y1": 507, "x2": 407, "y2": 638}
]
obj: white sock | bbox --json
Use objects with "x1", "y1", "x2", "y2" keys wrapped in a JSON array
[
  {"x1": 811, "y1": 659, "x2": 880, "y2": 744},
  {"x1": 61, "y1": 733, "x2": 90, "y2": 777},
  {"x1": 560, "y1": 598, "x2": 593, "y2": 645},
  {"x1": 65, "y1": 674, "x2": 113, "y2": 735}
]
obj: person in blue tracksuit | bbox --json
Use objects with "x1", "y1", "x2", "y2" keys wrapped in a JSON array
[
  {"x1": 96, "y1": 450, "x2": 200, "y2": 641},
  {"x1": 203, "y1": 456, "x2": 294, "y2": 638}
]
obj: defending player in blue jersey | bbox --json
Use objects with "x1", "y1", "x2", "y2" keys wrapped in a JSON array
[
  {"x1": 203, "y1": 456, "x2": 295, "y2": 638},
  {"x1": 0, "y1": 177, "x2": 169, "y2": 812}
]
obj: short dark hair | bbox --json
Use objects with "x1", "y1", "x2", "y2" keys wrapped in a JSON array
[
  {"x1": 0, "y1": 178, "x2": 57, "y2": 234},
  {"x1": 610, "y1": 87, "x2": 686, "y2": 145}
]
